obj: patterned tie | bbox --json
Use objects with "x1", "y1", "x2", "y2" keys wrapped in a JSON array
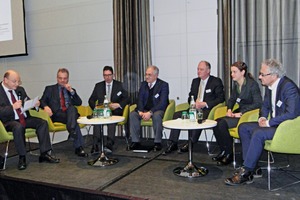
[
  {"x1": 60, "y1": 88, "x2": 67, "y2": 112},
  {"x1": 197, "y1": 81, "x2": 204, "y2": 101},
  {"x1": 107, "y1": 84, "x2": 111, "y2": 102},
  {"x1": 8, "y1": 90, "x2": 26, "y2": 127}
]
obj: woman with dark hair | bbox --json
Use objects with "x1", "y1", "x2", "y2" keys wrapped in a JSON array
[{"x1": 212, "y1": 61, "x2": 262, "y2": 166}]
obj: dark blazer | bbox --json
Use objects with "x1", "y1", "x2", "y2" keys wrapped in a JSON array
[
  {"x1": 188, "y1": 75, "x2": 225, "y2": 111},
  {"x1": 0, "y1": 83, "x2": 31, "y2": 123},
  {"x1": 227, "y1": 76, "x2": 262, "y2": 114},
  {"x1": 40, "y1": 83, "x2": 82, "y2": 114},
  {"x1": 137, "y1": 78, "x2": 169, "y2": 113},
  {"x1": 88, "y1": 80, "x2": 130, "y2": 116},
  {"x1": 260, "y1": 76, "x2": 300, "y2": 127}
]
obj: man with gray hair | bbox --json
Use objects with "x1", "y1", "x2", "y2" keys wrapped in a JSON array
[
  {"x1": 225, "y1": 58, "x2": 300, "y2": 186},
  {"x1": 128, "y1": 65, "x2": 169, "y2": 151}
]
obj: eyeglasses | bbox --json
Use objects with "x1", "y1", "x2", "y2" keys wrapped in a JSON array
[
  {"x1": 259, "y1": 73, "x2": 272, "y2": 77},
  {"x1": 6, "y1": 78, "x2": 22, "y2": 85},
  {"x1": 103, "y1": 74, "x2": 113, "y2": 77}
]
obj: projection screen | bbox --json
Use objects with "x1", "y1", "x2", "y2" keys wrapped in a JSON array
[{"x1": 0, "y1": 0, "x2": 27, "y2": 58}]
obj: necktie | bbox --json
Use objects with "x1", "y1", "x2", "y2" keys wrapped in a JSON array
[
  {"x1": 149, "y1": 83, "x2": 152, "y2": 89},
  {"x1": 8, "y1": 90, "x2": 26, "y2": 127},
  {"x1": 107, "y1": 84, "x2": 111, "y2": 102},
  {"x1": 60, "y1": 88, "x2": 67, "y2": 112},
  {"x1": 197, "y1": 81, "x2": 204, "y2": 101}
]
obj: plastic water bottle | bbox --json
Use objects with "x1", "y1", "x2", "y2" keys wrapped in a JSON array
[
  {"x1": 189, "y1": 95, "x2": 196, "y2": 122},
  {"x1": 103, "y1": 95, "x2": 111, "y2": 118}
]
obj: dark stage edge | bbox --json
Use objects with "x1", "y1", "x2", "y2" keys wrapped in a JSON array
[{"x1": 1, "y1": 137, "x2": 300, "y2": 200}]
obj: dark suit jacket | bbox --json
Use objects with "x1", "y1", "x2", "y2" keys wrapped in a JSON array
[
  {"x1": 227, "y1": 76, "x2": 262, "y2": 114},
  {"x1": 188, "y1": 75, "x2": 225, "y2": 111},
  {"x1": 137, "y1": 78, "x2": 169, "y2": 113},
  {"x1": 40, "y1": 83, "x2": 82, "y2": 114},
  {"x1": 88, "y1": 80, "x2": 130, "y2": 116},
  {"x1": 260, "y1": 76, "x2": 300, "y2": 127},
  {"x1": 0, "y1": 83, "x2": 31, "y2": 123}
]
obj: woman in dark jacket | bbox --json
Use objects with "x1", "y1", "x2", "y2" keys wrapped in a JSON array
[{"x1": 212, "y1": 61, "x2": 262, "y2": 166}]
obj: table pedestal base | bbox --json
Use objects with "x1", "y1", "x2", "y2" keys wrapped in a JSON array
[
  {"x1": 88, "y1": 153, "x2": 118, "y2": 167},
  {"x1": 173, "y1": 162, "x2": 208, "y2": 178}
]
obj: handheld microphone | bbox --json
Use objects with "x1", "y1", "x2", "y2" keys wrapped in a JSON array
[{"x1": 17, "y1": 91, "x2": 22, "y2": 100}]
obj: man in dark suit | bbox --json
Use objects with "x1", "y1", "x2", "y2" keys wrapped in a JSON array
[
  {"x1": 40, "y1": 68, "x2": 87, "y2": 157},
  {"x1": 225, "y1": 59, "x2": 300, "y2": 186},
  {"x1": 128, "y1": 65, "x2": 169, "y2": 151},
  {"x1": 164, "y1": 60, "x2": 225, "y2": 155},
  {"x1": 88, "y1": 66, "x2": 130, "y2": 153},
  {"x1": 0, "y1": 70, "x2": 59, "y2": 170}
]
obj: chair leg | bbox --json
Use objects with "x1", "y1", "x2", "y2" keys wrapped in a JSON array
[
  {"x1": 233, "y1": 139, "x2": 236, "y2": 169},
  {"x1": 267, "y1": 152, "x2": 300, "y2": 191},
  {"x1": 51, "y1": 131, "x2": 56, "y2": 143},
  {"x1": 27, "y1": 138, "x2": 39, "y2": 156},
  {"x1": 203, "y1": 129, "x2": 217, "y2": 155},
  {"x1": 2, "y1": 141, "x2": 10, "y2": 170}
]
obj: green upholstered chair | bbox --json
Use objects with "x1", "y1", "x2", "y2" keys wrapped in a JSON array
[
  {"x1": 29, "y1": 106, "x2": 90, "y2": 143},
  {"x1": 214, "y1": 105, "x2": 259, "y2": 168},
  {"x1": 129, "y1": 100, "x2": 176, "y2": 140},
  {"x1": 0, "y1": 119, "x2": 37, "y2": 170},
  {"x1": 264, "y1": 116, "x2": 300, "y2": 191},
  {"x1": 117, "y1": 104, "x2": 130, "y2": 145}
]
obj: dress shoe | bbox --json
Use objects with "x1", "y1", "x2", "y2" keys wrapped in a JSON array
[
  {"x1": 127, "y1": 142, "x2": 141, "y2": 151},
  {"x1": 217, "y1": 153, "x2": 233, "y2": 166},
  {"x1": 75, "y1": 146, "x2": 88, "y2": 157},
  {"x1": 225, "y1": 166, "x2": 254, "y2": 186},
  {"x1": 212, "y1": 151, "x2": 225, "y2": 161},
  {"x1": 178, "y1": 143, "x2": 189, "y2": 153},
  {"x1": 18, "y1": 156, "x2": 27, "y2": 170},
  {"x1": 0, "y1": 155, "x2": 4, "y2": 170},
  {"x1": 153, "y1": 143, "x2": 162, "y2": 151},
  {"x1": 39, "y1": 153, "x2": 60, "y2": 163},
  {"x1": 163, "y1": 142, "x2": 178, "y2": 155},
  {"x1": 90, "y1": 144, "x2": 99, "y2": 154}
]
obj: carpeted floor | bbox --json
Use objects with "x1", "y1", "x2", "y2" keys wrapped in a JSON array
[{"x1": 1, "y1": 136, "x2": 300, "y2": 200}]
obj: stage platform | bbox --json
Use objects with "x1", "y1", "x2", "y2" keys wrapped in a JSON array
[{"x1": 1, "y1": 136, "x2": 300, "y2": 199}]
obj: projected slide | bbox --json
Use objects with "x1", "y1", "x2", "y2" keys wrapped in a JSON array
[
  {"x1": 0, "y1": 0, "x2": 13, "y2": 42},
  {"x1": 0, "y1": 0, "x2": 27, "y2": 58}
]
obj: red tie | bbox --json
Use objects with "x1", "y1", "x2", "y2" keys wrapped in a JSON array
[
  {"x1": 8, "y1": 90, "x2": 26, "y2": 127},
  {"x1": 60, "y1": 89, "x2": 67, "y2": 112}
]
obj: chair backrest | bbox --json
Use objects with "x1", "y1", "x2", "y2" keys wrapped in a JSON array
[
  {"x1": 0, "y1": 120, "x2": 13, "y2": 143},
  {"x1": 264, "y1": 116, "x2": 300, "y2": 154},
  {"x1": 29, "y1": 109, "x2": 58, "y2": 132},
  {"x1": 207, "y1": 102, "x2": 226, "y2": 120},
  {"x1": 163, "y1": 99, "x2": 175, "y2": 122},
  {"x1": 118, "y1": 104, "x2": 130, "y2": 125},
  {"x1": 214, "y1": 104, "x2": 240, "y2": 120},
  {"x1": 175, "y1": 102, "x2": 189, "y2": 113},
  {"x1": 229, "y1": 108, "x2": 259, "y2": 138}
]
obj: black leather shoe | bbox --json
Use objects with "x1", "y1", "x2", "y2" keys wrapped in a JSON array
[
  {"x1": 127, "y1": 142, "x2": 141, "y2": 151},
  {"x1": 90, "y1": 144, "x2": 99, "y2": 154},
  {"x1": 225, "y1": 167, "x2": 254, "y2": 186},
  {"x1": 163, "y1": 142, "x2": 178, "y2": 155},
  {"x1": 212, "y1": 151, "x2": 225, "y2": 161},
  {"x1": 39, "y1": 153, "x2": 60, "y2": 163},
  {"x1": 153, "y1": 143, "x2": 162, "y2": 151},
  {"x1": 178, "y1": 143, "x2": 189, "y2": 153},
  {"x1": 75, "y1": 146, "x2": 88, "y2": 157},
  {"x1": 18, "y1": 156, "x2": 27, "y2": 170},
  {"x1": 0, "y1": 155, "x2": 4, "y2": 170},
  {"x1": 217, "y1": 153, "x2": 233, "y2": 166}
]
